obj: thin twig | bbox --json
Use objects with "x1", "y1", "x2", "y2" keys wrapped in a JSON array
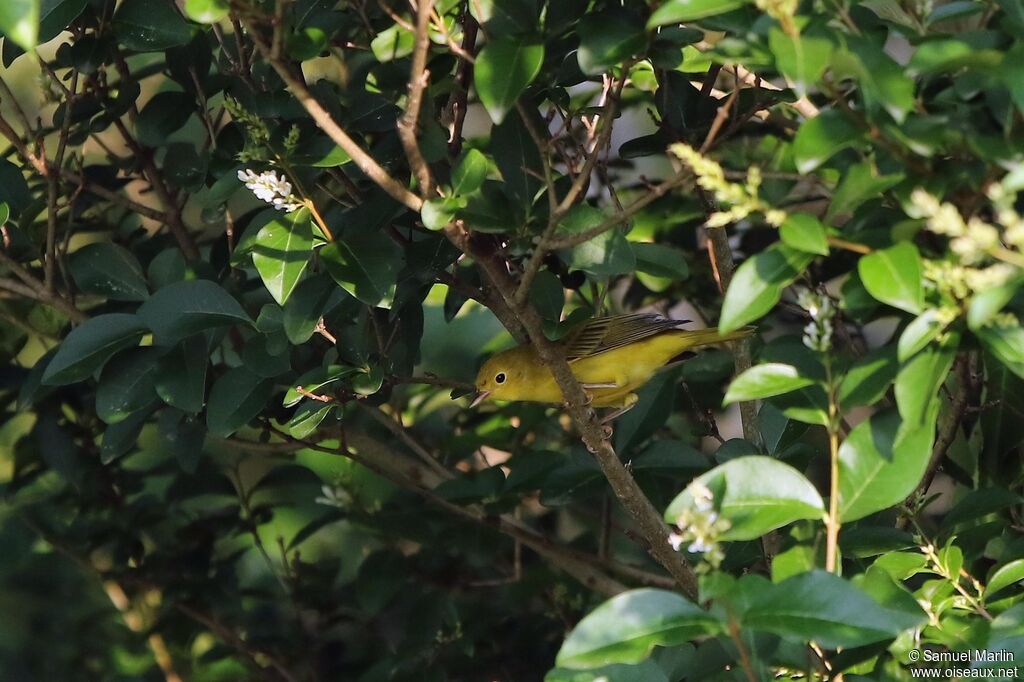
[{"x1": 398, "y1": 0, "x2": 435, "y2": 197}]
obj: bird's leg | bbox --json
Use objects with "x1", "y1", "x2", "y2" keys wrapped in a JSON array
[
  {"x1": 600, "y1": 394, "x2": 640, "y2": 424},
  {"x1": 581, "y1": 382, "x2": 618, "y2": 389}
]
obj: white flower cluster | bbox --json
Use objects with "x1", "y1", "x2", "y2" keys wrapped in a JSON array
[
  {"x1": 796, "y1": 288, "x2": 836, "y2": 353},
  {"x1": 668, "y1": 482, "x2": 730, "y2": 571},
  {"x1": 238, "y1": 169, "x2": 304, "y2": 212}
]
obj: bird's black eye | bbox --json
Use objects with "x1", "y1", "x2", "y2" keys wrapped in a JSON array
[{"x1": 495, "y1": 372, "x2": 506, "y2": 384}]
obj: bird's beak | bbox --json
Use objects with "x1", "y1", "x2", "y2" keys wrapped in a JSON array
[{"x1": 469, "y1": 390, "x2": 491, "y2": 408}]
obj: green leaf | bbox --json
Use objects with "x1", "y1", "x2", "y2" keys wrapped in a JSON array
[
  {"x1": 647, "y1": 0, "x2": 749, "y2": 27},
  {"x1": 832, "y1": 39, "x2": 915, "y2": 123},
  {"x1": 559, "y1": 205, "x2": 636, "y2": 276},
  {"x1": 0, "y1": 0, "x2": 40, "y2": 51},
  {"x1": 421, "y1": 196, "x2": 462, "y2": 230},
  {"x1": 719, "y1": 244, "x2": 814, "y2": 333},
  {"x1": 95, "y1": 348, "x2": 159, "y2": 424},
  {"x1": 135, "y1": 91, "x2": 193, "y2": 147},
  {"x1": 987, "y1": 559, "x2": 1024, "y2": 597},
  {"x1": 827, "y1": 162, "x2": 904, "y2": 221},
  {"x1": 968, "y1": 277, "x2": 1021, "y2": 330},
  {"x1": 69, "y1": 242, "x2": 149, "y2": 301},
  {"x1": 252, "y1": 207, "x2": 315, "y2": 306},
  {"x1": 895, "y1": 330, "x2": 959, "y2": 428},
  {"x1": 977, "y1": 324, "x2": 1024, "y2": 379},
  {"x1": 838, "y1": 346, "x2": 899, "y2": 408},
  {"x1": 183, "y1": 0, "x2": 227, "y2": 23},
  {"x1": 743, "y1": 570, "x2": 925, "y2": 648},
  {"x1": 155, "y1": 335, "x2": 208, "y2": 413},
  {"x1": 909, "y1": 37, "x2": 1003, "y2": 74},
  {"x1": 664, "y1": 456, "x2": 825, "y2": 541},
  {"x1": 139, "y1": 279, "x2": 252, "y2": 343},
  {"x1": 451, "y1": 148, "x2": 489, "y2": 195},
  {"x1": 577, "y1": 8, "x2": 646, "y2": 76},
  {"x1": 283, "y1": 365, "x2": 358, "y2": 407},
  {"x1": 858, "y1": 242, "x2": 923, "y2": 314},
  {"x1": 555, "y1": 589, "x2": 721, "y2": 669},
  {"x1": 206, "y1": 367, "x2": 275, "y2": 437},
  {"x1": 41, "y1": 314, "x2": 147, "y2": 385},
  {"x1": 793, "y1": 109, "x2": 860, "y2": 174},
  {"x1": 288, "y1": 400, "x2": 336, "y2": 439},
  {"x1": 370, "y1": 24, "x2": 414, "y2": 62},
  {"x1": 778, "y1": 213, "x2": 829, "y2": 256},
  {"x1": 631, "y1": 243, "x2": 689, "y2": 280},
  {"x1": 898, "y1": 308, "x2": 946, "y2": 362},
  {"x1": 474, "y1": 37, "x2": 544, "y2": 124},
  {"x1": 546, "y1": 661, "x2": 670, "y2": 682},
  {"x1": 769, "y1": 28, "x2": 833, "y2": 96},
  {"x1": 321, "y1": 230, "x2": 402, "y2": 307},
  {"x1": 113, "y1": 0, "x2": 192, "y2": 52},
  {"x1": 724, "y1": 363, "x2": 817, "y2": 404},
  {"x1": 469, "y1": 0, "x2": 539, "y2": 35},
  {"x1": 283, "y1": 274, "x2": 340, "y2": 344},
  {"x1": 838, "y1": 408, "x2": 937, "y2": 522}
]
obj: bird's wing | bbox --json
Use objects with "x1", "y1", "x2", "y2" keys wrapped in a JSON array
[{"x1": 564, "y1": 313, "x2": 689, "y2": 359}]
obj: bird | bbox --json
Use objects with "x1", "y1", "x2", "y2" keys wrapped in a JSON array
[{"x1": 471, "y1": 313, "x2": 754, "y2": 421}]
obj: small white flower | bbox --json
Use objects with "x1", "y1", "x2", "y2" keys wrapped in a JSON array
[
  {"x1": 238, "y1": 169, "x2": 304, "y2": 212},
  {"x1": 668, "y1": 532, "x2": 685, "y2": 551}
]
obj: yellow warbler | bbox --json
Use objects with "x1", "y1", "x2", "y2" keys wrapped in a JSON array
[{"x1": 472, "y1": 313, "x2": 753, "y2": 415}]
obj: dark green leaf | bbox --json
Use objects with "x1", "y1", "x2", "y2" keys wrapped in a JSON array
[
  {"x1": 155, "y1": 335, "x2": 208, "y2": 413},
  {"x1": 474, "y1": 37, "x2": 544, "y2": 124},
  {"x1": 113, "y1": 0, "x2": 192, "y2": 52},
  {"x1": 42, "y1": 314, "x2": 147, "y2": 385},
  {"x1": 321, "y1": 230, "x2": 402, "y2": 307},
  {"x1": 577, "y1": 9, "x2": 646, "y2": 76},
  {"x1": 206, "y1": 368, "x2": 275, "y2": 437},
  {"x1": 139, "y1": 279, "x2": 252, "y2": 343},
  {"x1": 743, "y1": 570, "x2": 925, "y2": 648},
  {"x1": 135, "y1": 91, "x2": 193, "y2": 147},
  {"x1": 95, "y1": 348, "x2": 160, "y2": 424},
  {"x1": 69, "y1": 242, "x2": 149, "y2": 301}
]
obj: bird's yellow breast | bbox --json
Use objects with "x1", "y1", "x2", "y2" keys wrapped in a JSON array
[{"x1": 494, "y1": 332, "x2": 695, "y2": 407}]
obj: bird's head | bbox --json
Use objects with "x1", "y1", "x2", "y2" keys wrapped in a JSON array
[{"x1": 472, "y1": 348, "x2": 531, "y2": 406}]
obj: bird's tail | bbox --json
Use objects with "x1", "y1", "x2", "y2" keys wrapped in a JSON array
[{"x1": 669, "y1": 325, "x2": 755, "y2": 349}]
